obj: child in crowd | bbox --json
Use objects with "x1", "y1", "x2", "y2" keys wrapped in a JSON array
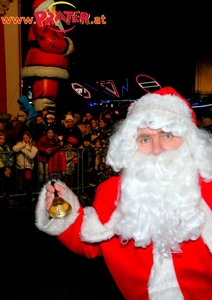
[
  {"x1": 29, "y1": 115, "x2": 46, "y2": 141},
  {"x1": 64, "y1": 136, "x2": 78, "y2": 188},
  {"x1": 79, "y1": 135, "x2": 96, "y2": 187},
  {"x1": 0, "y1": 132, "x2": 14, "y2": 205},
  {"x1": 44, "y1": 114, "x2": 57, "y2": 131},
  {"x1": 36, "y1": 127, "x2": 61, "y2": 185},
  {"x1": 13, "y1": 131, "x2": 38, "y2": 203}
]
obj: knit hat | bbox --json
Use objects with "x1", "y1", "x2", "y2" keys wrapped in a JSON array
[
  {"x1": 65, "y1": 115, "x2": 74, "y2": 121},
  {"x1": 67, "y1": 136, "x2": 78, "y2": 145},
  {"x1": 73, "y1": 113, "x2": 80, "y2": 121},
  {"x1": 17, "y1": 110, "x2": 26, "y2": 116},
  {"x1": 91, "y1": 135, "x2": 101, "y2": 144}
]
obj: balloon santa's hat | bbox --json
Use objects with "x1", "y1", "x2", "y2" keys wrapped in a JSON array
[{"x1": 32, "y1": 0, "x2": 55, "y2": 12}]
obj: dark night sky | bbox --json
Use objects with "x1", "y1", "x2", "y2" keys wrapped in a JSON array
[{"x1": 20, "y1": 1, "x2": 212, "y2": 101}]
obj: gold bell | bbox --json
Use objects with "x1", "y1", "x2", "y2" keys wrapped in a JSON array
[
  {"x1": 48, "y1": 181, "x2": 72, "y2": 219},
  {"x1": 48, "y1": 197, "x2": 72, "y2": 218}
]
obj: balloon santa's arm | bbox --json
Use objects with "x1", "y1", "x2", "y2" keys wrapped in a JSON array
[
  {"x1": 63, "y1": 37, "x2": 75, "y2": 56},
  {"x1": 33, "y1": 25, "x2": 74, "y2": 55},
  {"x1": 35, "y1": 181, "x2": 81, "y2": 236}
]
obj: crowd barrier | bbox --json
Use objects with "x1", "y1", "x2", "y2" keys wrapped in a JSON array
[{"x1": 0, "y1": 147, "x2": 117, "y2": 206}]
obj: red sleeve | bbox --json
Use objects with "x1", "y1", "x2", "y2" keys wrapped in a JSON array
[
  {"x1": 199, "y1": 178, "x2": 212, "y2": 210},
  {"x1": 57, "y1": 206, "x2": 102, "y2": 258},
  {"x1": 57, "y1": 176, "x2": 121, "y2": 258}
]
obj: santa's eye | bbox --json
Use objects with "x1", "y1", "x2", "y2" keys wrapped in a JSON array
[
  {"x1": 164, "y1": 133, "x2": 172, "y2": 139},
  {"x1": 141, "y1": 138, "x2": 149, "y2": 143}
]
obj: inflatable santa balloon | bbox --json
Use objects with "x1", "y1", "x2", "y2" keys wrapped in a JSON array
[{"x1": 21, "y1": 0, "x2": 74, "y2": 112}]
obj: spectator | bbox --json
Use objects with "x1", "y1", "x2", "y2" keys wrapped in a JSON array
[
  {"x1": 41, "y1": 108, "x2": 49, "y2": 120},
  {"x1": 73, "y1": 113, "x2": 81, "y2": 125},
  {"x1": 64, "y1": 136, "x2": 78, "y2": 188},
  {"x1": 13, "y1": 131, "x2": 38, "y2": 203},
  {"x1": 84, "y1": 112, "x2": 93, "y2": 122},
  {"x1": 44, "y1": 113, "x2": 57, "y2": 131},
  {"x1": 0, "y1": 113, "x2": 26, "y2": 149},
  {"x1": 36, "y1": 127, "x2": 61, "y2": 186},
  {"x1": 79, "y1": 135, "x2": 96, "y2": 187},
  {"x1": 0, "y1": 132, "x2": 14, "y2": 206},
  {"x1": 29, "y1": 115, "x2": 46, "y2": 141},
  {"x1": 17, "y1": 95, "x2": 37, "y2": 122},
  {"x1": 90, "y1": 118, "x2": 99, "y2": 136},
  {"x1": 58, "y1": 114, "x2": 82, "y2": 147}
]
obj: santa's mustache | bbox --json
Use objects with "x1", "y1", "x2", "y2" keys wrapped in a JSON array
[{"x1": 131, "y1": 143, "x2": 196, "y2": 186}]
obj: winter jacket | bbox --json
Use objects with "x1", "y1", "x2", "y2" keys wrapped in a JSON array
[
  {"x1": 0, "y1": 144, "x2": 14, "y2": 169},
  {"x1": 13, "y1": 141, "x2": 38, "y2": 170},
  {"x1": 48, "y1": 150, "x2": 66, "y2": 174},
  {"x1": 36, "y1": 135, "x2": 60, "y2": 163},
  {"x1": 17, "y1": 95, "x2": 37, "y2": 121}
]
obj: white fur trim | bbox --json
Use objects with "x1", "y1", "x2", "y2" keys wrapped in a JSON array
[
  {"x1": 148, "y1": 249, "x2": 184, "y2": 300},
  {"x1": 35, "y1": 180, "x2": 80, "y2": 236},
  {"x1": 128, "y1": 93, "x2": 193, "y2": 124},
  {"x1": 33, "y1": 99, "x2": 55, "y2": 112},
  {"x1": 63, "y1": 37, "x2": 74, "y2": 56},
  {"x1": 21, "y1": 66, "x2": 69, "y2": 79},
  {"x1": 81, "y1": 207, "x2": 122, "y2": 242}
]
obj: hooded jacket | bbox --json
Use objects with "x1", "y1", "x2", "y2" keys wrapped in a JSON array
[{"x1": 17, "y1": 95, "x2": 37, "y2": 121}]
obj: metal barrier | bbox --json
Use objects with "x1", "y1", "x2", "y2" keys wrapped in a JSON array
[{"x1": 0, "y1": 147, "x2": 118, "y2": 206}]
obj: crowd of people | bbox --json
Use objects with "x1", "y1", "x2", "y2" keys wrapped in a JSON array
[{"x1": 0, "y1": 105, "x2": 121, "y2": 207}]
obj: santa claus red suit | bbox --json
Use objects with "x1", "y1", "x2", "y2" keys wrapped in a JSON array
[
  {"x1": 21, "y1": 0, "x2": 74, "y2": 112},
  {"x1": 36, "y1": 87, "x2": 212, "y2": 300}
]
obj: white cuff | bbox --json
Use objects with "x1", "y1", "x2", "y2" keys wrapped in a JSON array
[{"x1": 35, "y1": 180, "x2": 80, "y2": 236}]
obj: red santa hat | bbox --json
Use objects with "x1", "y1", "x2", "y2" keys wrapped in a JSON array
[
  {"x1": 153, "y1": 86, "x2": 197, "y2": 125},
  {"x1": 32, "y1": 0, "x2": 55, "y2": 12},
  {"x1": 127, "y1": 86, "x2": 197, "y2": 128}
]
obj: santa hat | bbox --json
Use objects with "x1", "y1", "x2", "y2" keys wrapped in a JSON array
[
  {"x1": 153, "y1": 86, "x2": 197, "y2": 125},
  {"x1": 32, "y1": 0, "x2": 55, "y2": 12},
  {"x1": 127, "y1": 86, "x2": 197, "y2": 127},
  {"x1": 46, "y1": 114, "x2": 55, "y2": 119}
]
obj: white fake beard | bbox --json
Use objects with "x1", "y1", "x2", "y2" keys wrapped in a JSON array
[{"x1": 114, "y1": 143, "x2": 205, "y2": 256}]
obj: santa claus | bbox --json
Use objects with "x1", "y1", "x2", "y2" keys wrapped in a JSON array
[
  {"x1": 21, "y1": 0, "x2": 74, "y2": 112},
  {"x1": 35, "y1": 87, "x2": 212, "y2": 300}
]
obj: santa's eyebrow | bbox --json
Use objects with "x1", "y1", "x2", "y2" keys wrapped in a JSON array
[{"x1": 137, "y1": 133, "x2": 151, "y2": 139}]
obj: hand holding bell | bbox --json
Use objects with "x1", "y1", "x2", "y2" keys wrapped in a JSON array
[{"x1": 48, "y1": 181, "x2": 72, "y2": 218}]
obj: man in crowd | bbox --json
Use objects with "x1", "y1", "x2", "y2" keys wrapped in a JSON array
[
  {"x1": 0, "y1": 113, "x2": 26, "y2": 148},
  {"x1": 35, "y1": 87, "x2": 212, "y2": 300}
]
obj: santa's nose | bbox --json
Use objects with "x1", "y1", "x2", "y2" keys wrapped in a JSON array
[{"x1": 152, "y1": 139, "x2": 164, "y2": 155}]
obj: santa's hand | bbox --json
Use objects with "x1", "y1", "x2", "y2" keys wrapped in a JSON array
[
  {"x1": 36, "y1": 181, "x2": 81, "y2": 235},
  {"x1": 45, "y1": 182, "x2": 65, "y2": 210}
]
